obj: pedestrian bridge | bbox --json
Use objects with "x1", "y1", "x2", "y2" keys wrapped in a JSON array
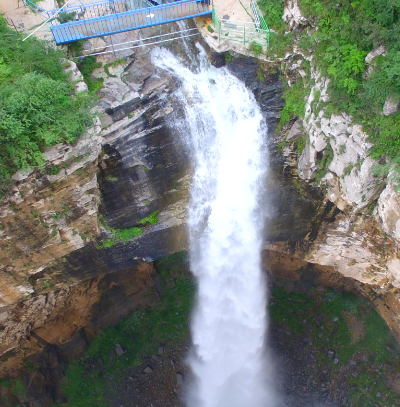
[{"x1": 23, "y1": 0, "x2": 212, "y2": 45}]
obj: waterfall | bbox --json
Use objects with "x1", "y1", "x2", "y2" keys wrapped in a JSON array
[{"x1": 152, "y1": 45, "x2": 278, "y2": 407}]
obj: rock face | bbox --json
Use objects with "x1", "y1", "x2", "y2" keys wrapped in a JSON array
[
  {"x1": 286, "y1": 120, "x2": 303, "y2": 142},
  {"x1": 0, "y1": 261, "x2": 157, "y2": 375},
  {"x1": 378, "y1": 182, "x2": 400, "y2": 245},
  {"x1": 272, "y1": 67, "x2": 400, "y2": 340},
  {"x1": 1, "y1": 17, "x2": 400, "y2": 407},
  {"x1": 282, "y1": 0, "x2": 308, "y2": 28},
  {"x1": 298, "y1": 75, "x2": 385, "y2": 211},
  {"x1": 365, "y1": 45, "x2": 387, "y2": 64},
  {"x1": 383, "y1": 96, "x2": 400, "y2": 116}
]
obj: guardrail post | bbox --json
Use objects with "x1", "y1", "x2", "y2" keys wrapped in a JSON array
[{"x1": 112, "y1": 0, "x2": 122, "y2": 30}]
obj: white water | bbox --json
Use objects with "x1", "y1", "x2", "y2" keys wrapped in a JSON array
[{"x1": 152, "y1": 45, "x2": 278, "y2": 407}]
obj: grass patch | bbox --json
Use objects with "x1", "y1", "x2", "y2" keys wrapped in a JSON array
[
  {"x1": 249, "y1": 41, "x2": 263, "y2": 56},
  {"x1": 225, "y1": 51, "x2": 233, "y2": 64},
  {"x1": 278, "y1": 80, "x2": 309, "y2": 130},
  {"x1": 62, "y1": 252, "x2": 194, "y2": 406},
  {"x1": 137, "y1": 210, "x2": 159, "y2": 226},
  {"x1": 77, "y1": 56, "x2": 104, "y2": 93},
  {"x1": 98, "y1": 226, "x2": 143, "y2": 249},
  {"x1": 98, "y1": 211, "x2": 159, "y2": 248},
  {"x1": 104, "y1": 58, "x2": 127, "y2": 78},
  {"x1": 270, "y1": 285, "x2": 400, "y2": 405},
  {"x1": 258, "y1": 0, "x2": 285, "y2": 31}
]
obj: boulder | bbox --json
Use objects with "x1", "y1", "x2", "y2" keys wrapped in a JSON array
[
  {"x1": 298, "y1": 143, "x2": 317, "y2": 180},
  {"x1": 286, "y1": 120, "x2": 303, "y2": 142},
  {"x1": 282, "y1": 0, "x2": 308, "y2": 29},
  {"x1": 378, "y1": 181, "x2": 400, "y2": 246},
  {"x1": 365, "y1": 45, "x2": 387, "y2": 64},
  {"x1": 383, "y1": 96, "x2": 400, "y2": 116},
  {"x1": 115, "y1": 343, "x2": 124, "y2": 356}
]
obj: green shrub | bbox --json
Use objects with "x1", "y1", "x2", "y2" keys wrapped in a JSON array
[
  {"x1": 62, "y1": 252, "x2": 194, "y2": 406},
  {"x1": 0, "y1": 16, "x2": 93, "y2": 198},
  {"x1": 278, "y1": 80, "x2": 309, "y2": 130},
  {"x1": 295, "y1": 136, "x2": 306, "y2": 154},
  {"x1": 249, "y1": 42, "x2": 263, "y2": 55},
  {"x1": 257, "y1": 0, "x2": 285, "y2": 31},
  {"x1": 295, "y1": 0, "x2": 400, "y2": 164},
  {"x1": 77, "y1": 56, "x2": 103, "y2": 93},
  {"x1": 104, "y1": 58, "x2": 127, "y2": 78},
  {"x1": 137, "y1": 211, "x2": 159, "y2": 226},
  {"x1": 225, "y1": 51, "x2": 233, "y2": 64},
  {"x1": 314, "y1": 144, "x2": 334, "y2": 182}
]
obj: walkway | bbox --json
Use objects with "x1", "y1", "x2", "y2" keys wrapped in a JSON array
[{"x1": 23, "y1": 0, "x2": 211, "y2": 44}]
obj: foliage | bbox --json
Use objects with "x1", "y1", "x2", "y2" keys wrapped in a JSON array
[
  {"x1": 295, "y1": 136, "x2": 306, "y2": 154},
  {"x1": 257, "y1": 0, "x2": 285, "y2": 31},
  {"x1": 98, "y1": 211, "x2": 158, "y2": 248},
  {"x1": 314, "y1": 143, "x2": 334, "y2": 182},
  {"x1": 77, "y1": 56, "x2": 104, "y2": 93},
  {"x1": 278, "y1": 80, "x2": 309, "y2": 129},
  {"x1": 99, "y1": 226, "x2": 143, "y2": 249},
  {"x1": 266, "y1": 31, "x2": 294, "y2": 58},
  {"x1": 257, "y1": 68, "x2": 265, "y2": 81},
  {"x1": 294, "y1": 0, "x2": 400, "y2": 168},
  {"x1": 0, "y1": 378, "x2": 12, "y2": 389},
  {"x1": 104, "y1": 58, "x2": 127, "y2": 78},
  {"x1": 260, "y1": 0, "x2": 400, "y2": 179},
  {"x1": 277, "y1": 140, "x2": 288, "y2": 155},
  {"x1": 62, "y1": 252, "x2": 194, "y2": 406},
  {"x1": 13, "y1": 379, "x2": 27, "y2": 399},
  {"x1": 249, "y1": 41, "x2": 263, "y2": 56},
  {"x1": 270, "y1": 285, "x2": 400, "y2": 406},
  {"x1": 0, "y1": 17, "x2": 93, "y2": 196},
  {"x1": 137, "y1": 210, "x2": 159, "y2": 226},
  {"x1": 67, "y1": 40, "x2": 84, "y2": 58},
  {"x1": 225, "y1": 51, "x2": 233, "y2": 64}
]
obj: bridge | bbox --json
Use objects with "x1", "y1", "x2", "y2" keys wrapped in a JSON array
[{"x1": 23, "y1": 0, "x2": 212, "y2": 45}]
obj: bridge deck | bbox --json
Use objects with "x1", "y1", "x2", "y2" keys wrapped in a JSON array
[{"x1": 37, "y1": 0, "x2": 211, "y2": 44}]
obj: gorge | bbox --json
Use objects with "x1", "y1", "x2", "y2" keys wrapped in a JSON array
[{"x1": 1, "y1": 0, "x2": 400, "y2": 406}]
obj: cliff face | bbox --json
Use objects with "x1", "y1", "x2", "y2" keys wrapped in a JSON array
[
  {"x1": 1, "y1": 7, "x2": 400, "y2": 390},
  {"x1": 260, "y1": 0, "x2": 400, "y2": 340}
]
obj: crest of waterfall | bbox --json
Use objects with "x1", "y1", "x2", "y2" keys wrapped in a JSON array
[{"x1": 152, "y1": 45, "x2": 279, "y2": 407}]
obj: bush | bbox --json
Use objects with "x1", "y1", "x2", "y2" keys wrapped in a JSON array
[
  {"x1": 278, "y1": 80, "x2": 309, "y2": 129},
  {"x1": 249, "y1": 41, "x2": 263, "y2": 55},
  {"x1": 295, "y1": 0, "x2": 400, "y2": 163},
  {"x1": 0, "y1": 16, "x2": 93, "y2": 197},
  {"x1": 77, "y1": 56, "x2": 104, "y2": 93},
  {"x1": 258, "y1": 0, "x2": 285, "y2": 31}
]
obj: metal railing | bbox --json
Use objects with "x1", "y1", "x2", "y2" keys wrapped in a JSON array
[
  {"x1": 211, "y1": 1, "x2": 269, "y2": 48},
  {"x1": 22, "y1": 0, "x2": 48, "y2": 18},
  {"x1": 45, "y1": 0, "x2": 210, "y2": 25},
  {"x1": 26, "y1": 0, "x2": 211, "y2": 44}
]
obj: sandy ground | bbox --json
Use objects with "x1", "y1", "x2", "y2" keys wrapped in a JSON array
[
  {"x1": 0, "y1": 0, "x2": 55, "y2": 40},
  {"x1": 213, "y1": 0, "x2": 254, "y2": 24}
]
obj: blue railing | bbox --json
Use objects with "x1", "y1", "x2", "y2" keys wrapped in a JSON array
[
  {"x1": 23, "y1": 0, "x2": 48, "y2": 17},
  {"x1": 23, "y1": 0, "x2": 211, "y2": 44}
]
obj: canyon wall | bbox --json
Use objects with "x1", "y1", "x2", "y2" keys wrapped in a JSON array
[{"x1": 0, "y1": 2, "x2": 400, "y2": 400}]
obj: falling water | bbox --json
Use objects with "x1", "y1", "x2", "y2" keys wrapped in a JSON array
[{"x1": 152, "y1": 45, "x2": 277, "y2": 407}]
